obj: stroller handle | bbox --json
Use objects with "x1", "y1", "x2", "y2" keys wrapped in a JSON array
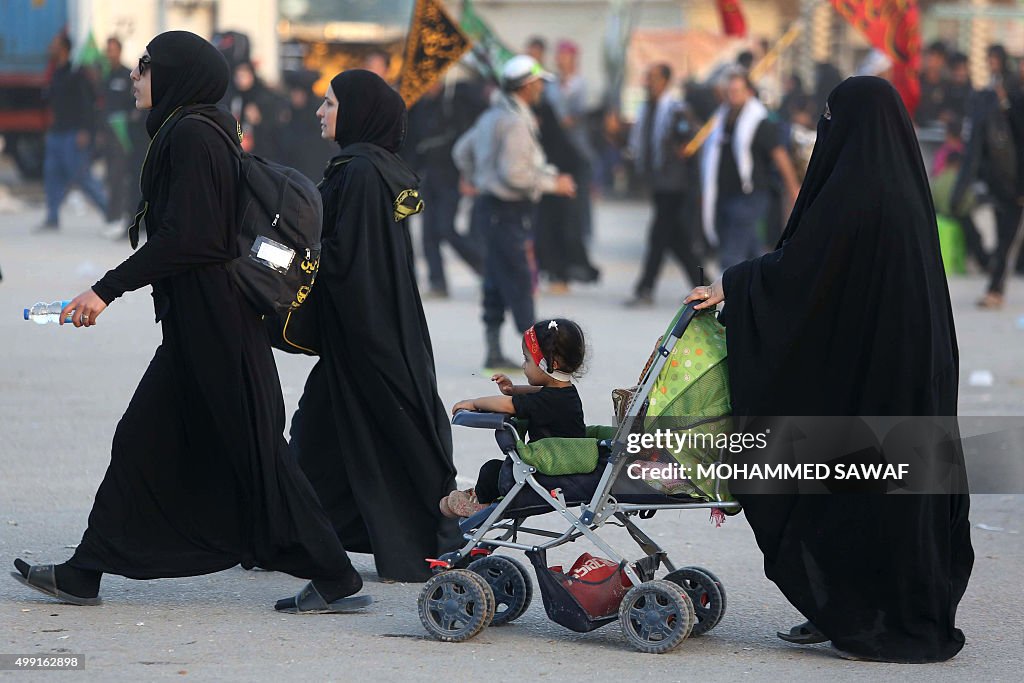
[{"x1": 669, "y1": 301, "x2": 702, "y2": 340}]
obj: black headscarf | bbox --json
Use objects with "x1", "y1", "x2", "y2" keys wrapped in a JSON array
[
  {"x1": 722, "y1": 76, "x2": 955, "y2": 417},
  {"x1": 329, "y1": 69, "x2": 406, "y2": 152},
  {"x1": 145, "y1": 31, "x2": 230, "y2": 138},
  {"x1": 131, "y1": 31, "x2": 235, "y2": 248},
  {"x1": 779, "y1": 76, "x2": 936, "y2": 247}
]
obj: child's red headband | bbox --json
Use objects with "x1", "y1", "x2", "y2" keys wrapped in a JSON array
[{"x1": 523, "y1": 322, "x2": 573, "y2": 382}]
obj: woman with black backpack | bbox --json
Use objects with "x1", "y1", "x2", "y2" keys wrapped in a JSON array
[{"x1": 11, "y1": 31, "x2": 367, "y2": 614}]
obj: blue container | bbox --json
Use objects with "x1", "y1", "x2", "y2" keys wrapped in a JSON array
[{"x1": 0, "y1": 0, "x2": 69, "y2": 74}]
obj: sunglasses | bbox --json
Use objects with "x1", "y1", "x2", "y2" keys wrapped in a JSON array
[{"x1": 138, "y1": 55, "x2": 151, "y2": 76}]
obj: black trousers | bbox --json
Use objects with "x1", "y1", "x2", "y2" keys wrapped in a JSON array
[
  {"x1": 986, "y1": 200, "x2": 1024, "y2": 295},
  {"x1": 635, "y1": 190, "x2": 704, "y2": 296},
  {"x1": 535, "y1": 193, "x2": 597, "y2": 282},
  {"x1": 956, "y1": 211, "x2": 990, "y2": 270},
  {"x1": 104, "y1": 141, "x2": 133, "y2": 223},
  {"x1": 474, "y1": 459, "x2": 505, "y2": 504},
  {"x1": 478, "y1": 195, "x2": 536, "y2": 333},
  {"x1": 420, "y1": 174, "x2": 481, "y2": 291}
]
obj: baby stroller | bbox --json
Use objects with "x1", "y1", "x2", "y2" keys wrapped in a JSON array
[{"x1": 418, "y1": 302, "x2": 739, "y2": 653}]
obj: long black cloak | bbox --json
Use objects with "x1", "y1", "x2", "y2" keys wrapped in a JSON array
[
  {"x1": 288, "y1": 70, "x2": 459, "y2": 582},
  {"x1": 73, "y1": 31, "x2": 353, "y2": 581},
  {"x1": 720, "y1": 77, "x2": 973, "y2": 662},
  {"x1": 533, "y1": 97, "x2": 597, "y2": 283}
]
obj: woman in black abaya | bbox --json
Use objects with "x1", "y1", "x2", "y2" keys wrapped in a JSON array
[
  {"x1": 686, "y1": 77, "x2": 973, "y2": 662},
  {"x1": 12, "y1": 31, "x2": 366, "y2": 613},
  {"x1": 287, "y1": 70, "x2": 460, "y2": 583}
]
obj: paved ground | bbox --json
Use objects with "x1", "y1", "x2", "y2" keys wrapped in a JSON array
[{"x1": 1, "y1": 171, "x2": 1022, "y2": 681}]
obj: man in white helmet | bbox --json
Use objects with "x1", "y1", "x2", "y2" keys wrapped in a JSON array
[{"x1": 454, "y1": 55, "x2": 576, "y2": 369}]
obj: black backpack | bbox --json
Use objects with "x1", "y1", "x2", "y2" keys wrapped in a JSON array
[{"x1": 186, "y1": 114, "x2": 322, "y2": 317}]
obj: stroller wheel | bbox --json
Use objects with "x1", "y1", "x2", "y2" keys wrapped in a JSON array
[
  {"x1": 681, "y1": 565, "x2": 726, "y2": 623},
  {"x1": 468, "y1": 555, "x2": 533, "y2": 626},
  {"x1": 664, "y1": 567, "x2": 724, "y2": 635},
  {"x1": 618, "y1": 579, "x2": 695, "y2": 653},
  {"x1": 418, "y1": 569, "x2": 496, "y2": 642}
]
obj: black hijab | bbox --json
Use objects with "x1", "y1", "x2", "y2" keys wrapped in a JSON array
[
  {"x1": 131, "y1": 31, "x2": 234, "y2": 247},
  {"x1": 329, "y1": 69, "x2": 406, "y2": 152},
  {"x1": 721, "y1": 75, "x2": 956, "y2": 417},
  {"x1": 145, "y1": 31, "x2": 230, "y2": 138},
  {"x1": 777, "y1": 76, "x2": 937, "y2": 249}
]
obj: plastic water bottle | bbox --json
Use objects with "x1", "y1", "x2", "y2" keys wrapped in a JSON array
[{"x1": 23, "y1": 301, "x2": 73, "y2": 325}]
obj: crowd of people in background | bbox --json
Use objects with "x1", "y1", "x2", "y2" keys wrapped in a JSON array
[
  {"x1": 30, "y1": 30, "x2": 1024, "y2": 322},
  {"x1": 35, "y1": 32, "x2": 336, "y2": 242}
]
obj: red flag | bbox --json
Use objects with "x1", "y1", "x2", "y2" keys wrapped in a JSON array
[
  {"x1": 716, "y1": 0, "x2": 748, "y2": 37},
  {"x1": 829, "y1": 0, "x2": 921, "y2": 116}
]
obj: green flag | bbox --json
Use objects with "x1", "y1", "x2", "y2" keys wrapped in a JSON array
[
  {"x1": 460, "y1": 0, "x2": 514, "y2": 82},
  {"x1": 75, "y1": 30, "x2": 108, "y2": 79},
  {"x1": 107, "y1": 111, "x2": 132, "y2": 153}
]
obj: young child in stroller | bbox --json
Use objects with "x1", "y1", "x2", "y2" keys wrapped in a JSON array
[{"x1": 441, "y1": 318, "x2": 587, "y2": 518}]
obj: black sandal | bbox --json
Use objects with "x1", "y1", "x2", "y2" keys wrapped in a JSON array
[
  {"x1": 274, "y1": 581, "x2": 372, "y2": 614},
  {"x1": 10, "y1": 563, "x2": 101, "y2": 606},
  {"x1": 777, "y1": 620, "x2": 828, "y2": 644}
]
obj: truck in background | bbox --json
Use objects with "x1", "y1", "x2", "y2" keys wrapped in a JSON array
[{"x1": 0, "y1": 0, "x2": 68, "y2": 179}]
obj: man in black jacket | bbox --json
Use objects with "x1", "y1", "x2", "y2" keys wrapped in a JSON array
[
  {"x1": 624, "y1": 63, "x2": 704, "y2": 307},
  {"x1": 954, "y1": 75, "x2": 1023, "y2": 309},
  {"x1": 100, "y1": 36, "x2": 142, "y2": 237},
  {"x1": 40, "y1": 33, "x2": 108, "y2": 230},
  {"x1": 405, "y1": 79, "x2": 486, "y2": 298}
]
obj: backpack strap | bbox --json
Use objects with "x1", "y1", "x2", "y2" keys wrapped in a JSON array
[
  {"x1": 182, "y1": 113, "x2": 243, "y2": 158},
  {"x1": 181, "y1": 113, "x2": 248, "y2": 200}
]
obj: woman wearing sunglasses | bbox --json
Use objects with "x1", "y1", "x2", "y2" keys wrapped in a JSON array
[{"x1": 11, "y1": 31, "x2": 366, "y2": 614}]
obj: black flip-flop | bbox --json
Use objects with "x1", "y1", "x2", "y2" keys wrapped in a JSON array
[
  {"x1": 777, "y1": 620, "x2": 828, "y2": 644},
  {"x1": 275, "y1": 581, "x2": 373, "y2": 614},
  {"x1": 10, "y1": 564, "x2": 101, "y2": 606}
]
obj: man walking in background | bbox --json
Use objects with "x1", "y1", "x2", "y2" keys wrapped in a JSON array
[
  {"x1": 625, "y1": 63, "x2": 703, "y2": 307},
  {"x1": 954, "y1": 51, "x2": 1023, "y2": 309},
  {"x1": 702, "y1": 70, "x2": 800, "y2": 270},
  {"x1": 405, "y1": 79, "x2": 486, "y2": 298},
  {"x1": 453, "y1": 55, "x2": 576, "y2": 369},
  {"x1": 40, "y1": 33, "x2": 108, "y2": 231},
  {"x1": 99, "y1": 37, "x2": 138, "y2": 238}
]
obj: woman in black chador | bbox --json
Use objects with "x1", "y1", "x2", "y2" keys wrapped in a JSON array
[
  {"x1": 687, "y1": 77, "x2": 973, "y2": 662},
  {"x1": 287, "y1": 69, "x2": 460, "y2": 583},
  {"x1": 11, "y1": 31, "x2": 367, "y2": 614}
]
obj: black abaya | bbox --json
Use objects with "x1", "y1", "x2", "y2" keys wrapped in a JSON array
[
  {"x1": 73, "y1": 32, "x2": 352, "y2": 582},
  {"x1": 288, "y1": 71, "x2": 459, "y2": 582},
  {"x1": 533, "y1": 98, "x2": 597, "y2": 283},
  {"x1": 720, "y1": 77, "x2": 973, "y2": 662}
]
